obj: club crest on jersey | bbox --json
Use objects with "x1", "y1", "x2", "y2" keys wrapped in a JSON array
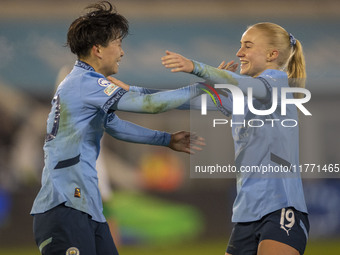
[
  {"x1": 74, "y1": 187, "x2": 81, "y2": 198},
  {"x1": 97, "y1": 78, "x2": 111, "y2": 87},
  {"x1": 66, "y1": 247, "x2": 79, "y2": 255}
]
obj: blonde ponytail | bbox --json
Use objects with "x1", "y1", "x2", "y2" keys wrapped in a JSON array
[
  {"x1": 249, "y1": 22, "x2": 307, "y2": 98},
  {"x1": 287, "y1": 39, "x2": 307, "y2": 98}
]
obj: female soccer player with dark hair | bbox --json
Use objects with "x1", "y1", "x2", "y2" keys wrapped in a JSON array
[
  {"x1": 161, "y1": 22, "x2": 309, "y2": 255},
  {"x1": 31, "y1": 2, "x2": 205, "y2": 255}
]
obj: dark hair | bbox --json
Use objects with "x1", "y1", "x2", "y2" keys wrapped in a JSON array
[{"x1": 66, "y1": 1, "x2": 129, "y2": 58}]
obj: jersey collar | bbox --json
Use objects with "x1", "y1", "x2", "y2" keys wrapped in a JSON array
[{"x1": 75, "y1": 60, "x2": 95, "y2": 72}]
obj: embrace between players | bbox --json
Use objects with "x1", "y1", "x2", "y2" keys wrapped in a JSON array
[{"x1": 31, "y1": 1, "x2": 309, "y2": 255}]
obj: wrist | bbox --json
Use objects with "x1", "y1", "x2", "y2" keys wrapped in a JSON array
[
  {"x1": 129, "y1": 86, "x2": 141, "y2": 92},
  {"x1": 190, "y1": 60, "x2": 196, "y2": 74},
  {"x1": 165, "y1": 132, "x2": 172, "y2": 147}
]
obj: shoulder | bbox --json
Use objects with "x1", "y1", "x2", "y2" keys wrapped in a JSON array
[
  {"x1": 77, "y1": 71, "x2": 113, "y2": 94},
  {"x1": 259, "y1": 69, "x2": 287, "y2": 80},
  {"x1": 63, "y1": 69, "x2": 110, "y2": 97},
  {"x1": 257, "y1": 69, "x2": 288, "y2": 89},
  {"x1": 80, "y1": 70, "x2": 105, "y2": 84},
  {"x1": 66, "y1": 67, "x2": 104, "y2": 85}
]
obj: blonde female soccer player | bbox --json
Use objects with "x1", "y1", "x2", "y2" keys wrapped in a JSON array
[{"x1": 161, "y1": 22, "x2": 309, "y2": 255}]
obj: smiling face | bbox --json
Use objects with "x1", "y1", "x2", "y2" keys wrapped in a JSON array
[
  {"x1": 99, "y1": 38, "x2": 124, "y2": 76},
  {"x1": 236, "y1": 28, "x2": 274, "y2": 77}
]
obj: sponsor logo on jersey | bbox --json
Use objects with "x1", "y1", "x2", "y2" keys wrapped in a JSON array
[{"x1": 104, "y1": 84, "x2": 119, "y2": 96}]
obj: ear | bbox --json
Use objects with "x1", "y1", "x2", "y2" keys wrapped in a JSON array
[
  {"x1": 91, "y1": 45, "x2": 102, "y2": 59},
  {"x1": 267, "y1": 49, "x2": 279, "y2": 62}
]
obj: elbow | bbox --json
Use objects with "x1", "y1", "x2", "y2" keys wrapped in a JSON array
[
  {"x1": 141, "y1": 95, "x2": 170, "y2": 113},
  {"x1": 142, "y1": 103, "x2": 168, "y2": 114},
  {"x1": 145, "y1": 108, "x2": 166, "y2": 114}
]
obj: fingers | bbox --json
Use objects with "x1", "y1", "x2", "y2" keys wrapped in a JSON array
[
  {"x1": 186, "y1": 143, "x2": 205, "y2": 154},
  {"x1": 225, "y1": 60, "x2": 235, "y2": 70},
  {"x1": 217, "y1": 60, "x2": 226, "y2": 69},
  {"x1": 162, "y1": 61, "x2": 185, "y2": 72},
  {"x1": 187, "y1": 146, "x2": 203, "y2": 155},
  {"x1": 161, "y1": 50, "x2": 179, "y2": 63},
  {"x1": 219, "y1": 60, "x2": 233, "y2": 69},
  {"x1": 169, "y1": 131, "x2": 205, "y2": 154},
  {"x1": 226, "y1": 60, "x2": 235, "y2": 66},
  {"x1": 228, "y1": 63, "x2": 239, "y2": 72},
  {"x1": 161, "y1": 53, "x2": 182, "y2": 72},
  {"x1": 217, "y1": 60, "x2": 239, "y2": 72},
  {"x1": 165, "y1": 50, "x2": 175, "y2": 56},
  {"x1": 161, "y1": 50, "x2": 194, "y2": 73},
  {"x1": 189, "y1": 134, "x2": 205, "y2": 154},
  {"x1": 183, "y1": 145, "x2": 201, "y2": 155},
  {"x1": 106, "y1": 76, "x2": 130, "y2": 91},
  {"x1": 190, "y1": 133, "x2": 206, "y2": 146}
]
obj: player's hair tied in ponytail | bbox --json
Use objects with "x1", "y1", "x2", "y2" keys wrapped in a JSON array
[{"x1": 289, "y1": 33, "x2": 296, "y2": 47}]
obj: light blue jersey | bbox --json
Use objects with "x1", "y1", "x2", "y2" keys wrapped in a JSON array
[
  {"x1": 192, "y1": 61, "x2": 308, "y2": 222},
  {"x1": 31, "y1": 61, "x2": 203, "y2": 222}
]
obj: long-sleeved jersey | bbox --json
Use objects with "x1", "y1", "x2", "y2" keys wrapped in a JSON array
[
  {"x1": 31, "y1": 60, "x2": 202, "y2": 222},
  {"x1": 191, "y1": 61, "x2": 308, "y2": 222}
]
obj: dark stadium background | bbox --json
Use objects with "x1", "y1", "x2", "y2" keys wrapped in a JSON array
[{"x1": 0, "y1": 0, "x2": 339, "y2": 254}]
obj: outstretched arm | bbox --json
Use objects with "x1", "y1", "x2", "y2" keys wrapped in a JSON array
[
  {"x1": 108, "y1": 57, "x2": 238, "y2": 93},
  {"x1": 161, "y1": 50, "x2": 268, "y2": 100},
  {"x1": 107, "y1": 76, "x2": 231, "y2": 114},
  {"x1": 113, "y1": 84, "x2": 204, "y2": 113},
  {"x1": 106, "y1": 58, "x2": 236, "y2": 114},
  {"x1": 161, "y1": 50, "x2": 238, "y2": 84},
  {"x1": 105, "y1": 113, "x2": 205, "y2": 154},
  {"x1": 106, "y1": 76, "x2": 207, "y2": 114},
  {"x1": 107, "y1": 76, "x2": 160, "y2": 94}
]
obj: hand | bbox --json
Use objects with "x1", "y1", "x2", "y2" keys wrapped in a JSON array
[
  {"x1": 217, "y1": 60, "x2": 238, "y2": 72},
  {"x1": 169, "y1": 131, "x2": 205, "y2": 154},
  {"x1": 106, "y1": 76, "x2": 130, "y2": 91},
  {"x1": 161, "y1": 50, "x2": 194, "y2": 73}
]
